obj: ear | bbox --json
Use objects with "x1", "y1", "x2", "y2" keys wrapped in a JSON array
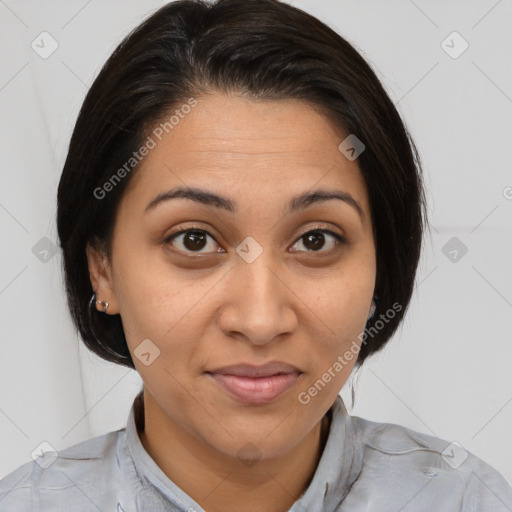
[{"x1": 86, "y1": 242, "x2": 120, "y2": 315}]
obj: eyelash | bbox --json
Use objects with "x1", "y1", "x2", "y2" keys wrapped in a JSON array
[{"x1": 163, "y1": 225, "x2": 346, "y2": 256}]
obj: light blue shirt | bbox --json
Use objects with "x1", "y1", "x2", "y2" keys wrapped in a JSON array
[{"x1": 1, "y1": 391, "x2": 511, "y2": 511}]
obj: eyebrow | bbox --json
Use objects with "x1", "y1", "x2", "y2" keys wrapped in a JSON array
[{"x1": 144, "y1": 186, "x2": 364, "y2": 221}]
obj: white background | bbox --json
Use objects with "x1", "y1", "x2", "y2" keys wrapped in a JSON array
[{"x1": 1, "y1": 0, "x2": 511, "y2": 485}]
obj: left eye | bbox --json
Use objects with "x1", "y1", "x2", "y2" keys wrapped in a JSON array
[
  {"x1": 291, "y1": 229, "x2": 345, "y2": 253},
  {"x1": 164, "y1": 228, "x2": 345, "y2": 254}
]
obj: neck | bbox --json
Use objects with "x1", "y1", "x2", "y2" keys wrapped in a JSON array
[{"x1": 136, "y1": 392, "x2": 332, "y2": 512}]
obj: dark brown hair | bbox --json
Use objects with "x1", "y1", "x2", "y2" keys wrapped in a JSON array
[{"x1": 57, "y1": 0, "x2": 428, "y2": 371}]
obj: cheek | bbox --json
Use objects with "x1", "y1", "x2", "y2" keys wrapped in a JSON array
[
  {"x1": 297, "y1": 289, "x2": 368, "y2": 408},
  {"x1": 114, "y1": 271, "x2": 215, "y2": 388},
  {"x1": 317, "y1": 264, "x2": 375, "y2": 335},
  {"x1": 306, "y1": 260, "x2": 375, "y2": 372},
  {"x1": 110, "y1": 234, "x2": 192, "y2": 337}
]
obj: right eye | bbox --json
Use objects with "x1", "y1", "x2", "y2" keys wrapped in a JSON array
[{"x1": 164, "y1": 227, "x2": 224, "y2": 255}]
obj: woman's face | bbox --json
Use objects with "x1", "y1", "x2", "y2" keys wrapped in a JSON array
[{"x1": 88, "y1": 91, "x2": 376, "y2": 461}]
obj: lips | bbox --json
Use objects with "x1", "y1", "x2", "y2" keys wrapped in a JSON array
[
  {"x1": 205, "y1": 361, "x2": 302, "y2": 404},
  {"x1": 207, "y1": 361, "x2": 302, "y2": 378}
]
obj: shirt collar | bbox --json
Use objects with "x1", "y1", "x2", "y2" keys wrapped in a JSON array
[
  {"x1": 125, "y1": 391, "x2": 204, "y2": 511},
  {"x1": 125, "y1": 391, "x2": 362, "y2": 512},
  {"x1": 293, "y1": 394, "x2": 364, "y2": 511}
]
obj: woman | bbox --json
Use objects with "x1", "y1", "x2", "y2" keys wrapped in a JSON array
[{"x1": 1, "y1": 0, "x2": 511, "y2": 510}]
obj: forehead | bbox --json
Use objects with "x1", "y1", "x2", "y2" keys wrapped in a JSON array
[{"x1": 122, "y1": 92, "x2": 370, "y2": 217}]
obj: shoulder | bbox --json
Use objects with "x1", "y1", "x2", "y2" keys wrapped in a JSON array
[
  {"x1": 0, "y1": 428, "x2": 125, "y2": 511},
  {"x1": 346, "y1": 413, "x2": 512, "y2": 510}
]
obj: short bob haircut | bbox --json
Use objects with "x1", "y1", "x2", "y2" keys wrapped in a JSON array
[{"x1": 57, "y1": 0, "x2": 427, "y2": 371}]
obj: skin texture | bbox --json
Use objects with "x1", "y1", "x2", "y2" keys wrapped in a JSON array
[{"x1": 87, "y1": 91, "x2": 376, "y2": 512}]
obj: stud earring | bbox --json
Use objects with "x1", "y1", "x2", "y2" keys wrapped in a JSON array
[
  {"x1": 92, "y1": 293, "x2": 109, "y2": 313},
  {"x1": 368, "y1": 298, "x2": 376, "y2": 320}
]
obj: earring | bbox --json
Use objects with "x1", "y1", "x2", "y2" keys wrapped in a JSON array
[
  {"x1": 368, "y1": 298, "x2": 376, "y2": 320},
  {"x1": 96, "y1": 298, "x2": 109, "y2": 313},
  {"x1": 88, "y1": 293, "x2": 130, "y2": 360}
]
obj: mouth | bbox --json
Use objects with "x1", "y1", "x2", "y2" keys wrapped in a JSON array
[{"x1": 205, "y1": 361, "x2": 302, "y2": 405}]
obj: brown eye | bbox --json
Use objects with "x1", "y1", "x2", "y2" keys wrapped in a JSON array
[
  {"x1": 291, "y1": 229, "x2": 345, "y2": 253},
  {"x1": 165, "y1": 229, "x2": 221, "y2": 254}
]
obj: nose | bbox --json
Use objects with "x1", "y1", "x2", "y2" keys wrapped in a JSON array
[{"x1": 217, "y1": 249, "x2": 298, "y2": 346}]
